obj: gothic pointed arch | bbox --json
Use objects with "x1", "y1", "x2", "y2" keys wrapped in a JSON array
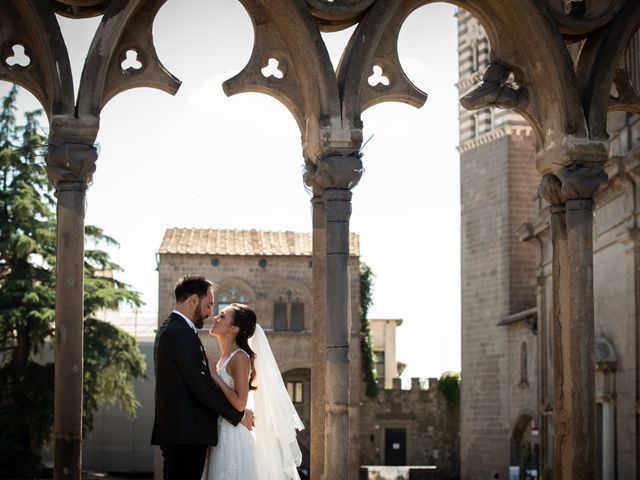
[
  {"x1": 455, "y1": 0, "x2": 591, "y2": 170},
  {"x1": 0, "y1": 1, "x2": 74, "y2": 117},
  {"x1": 77, "y1": 0, "x2": 181, "y2": 118},
  {"x1": 337, "y1": 1, "x2": 428, "y2": 124},
  {"x1": 577, "y1": 1, "x2": 640, "y2": 136},
  {"x1": 510, "y1": 412, "x2": 539, "y2": 474},
  {"x1": 268, "y1": 281, "x2": 311, "y2": 332},
  {"x1": 223, "y1": 0, "x2": 341, "y2": 161}
]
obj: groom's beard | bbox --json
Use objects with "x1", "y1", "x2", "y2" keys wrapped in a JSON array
[{"x1": 193, "y1": 303, "x2": 205, "y2": 330}]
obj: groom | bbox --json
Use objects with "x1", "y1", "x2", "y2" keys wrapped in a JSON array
[{"x1": 151, "y1": 275, "x2": 254, "y2": 480}]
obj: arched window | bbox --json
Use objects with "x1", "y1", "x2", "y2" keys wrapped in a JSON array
[
  {"x1": 471, "y1": 39, "x2": 479, "y2": 73},
  {"x1": 486, "y1": 108, "x2": 494, "y2": 132},
  {"x1": 520, "y1": 342, "x2": 528, "y2": 385},
  {"x1": 273, "y1": 287, "x2": 305, "y2": 331},
  {"x1": 471, "y1": 113, "x2": 479, "y2": 138},
  {"x1": 215, "y1": 285, "x2": 249, "y2": 314}
]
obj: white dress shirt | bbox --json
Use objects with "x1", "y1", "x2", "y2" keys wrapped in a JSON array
[{"x1": 172, "y1": 309, "x2": 198, "y2": 333}]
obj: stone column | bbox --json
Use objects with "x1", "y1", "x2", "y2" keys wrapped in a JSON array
[
  {"x1": 539, "y1": 174, "x2": 569, "y2": 479},
  {"x1": 602, "y1": 400, "x2": 615, "y2": 480},
  {"x1": 305, "y1": 152, "x2": 362, "y2": 479},
  {"x1": 46, "y1": 119, "x2": 98, "y2": 480},
  {"x1": 310, "y1": 187, "x2": 326, "y2": 480},
  {"x1": 543, "y1": 164, "x2": 607, "y2": 480}
]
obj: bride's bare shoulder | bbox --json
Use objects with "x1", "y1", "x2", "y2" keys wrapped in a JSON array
[{"x1": 229, "y1": 349, "x2": 250, "y2": 370}]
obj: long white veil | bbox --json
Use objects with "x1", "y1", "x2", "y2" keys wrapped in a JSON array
[{"x1": 248, "y1": 324, "x2": 304, "y2": 480}]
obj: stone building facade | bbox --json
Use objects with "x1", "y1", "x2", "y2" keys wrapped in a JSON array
[
  {"x1": 459, "y1": 8, "x2": 640, "y2": 480},
  {"x1": 370, "y1": 318, "x2": 405, "y2": 390}
]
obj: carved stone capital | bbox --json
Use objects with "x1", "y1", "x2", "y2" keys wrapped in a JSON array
[
  {"x1": 557, "y1": 163, "x2": 608, "y2": 200},
  {"x1": 46, "y1": 142, "x2": 98, "y2": 191},
  {"x1": 460, "y1": 63, "x2": 527, "y2": 111},
  {"x1": 303, "y1": 151, "x2": 363, "y2": 191},
  {"x1": 539, "y1": 174, "x2": 566, "y2": 210}
]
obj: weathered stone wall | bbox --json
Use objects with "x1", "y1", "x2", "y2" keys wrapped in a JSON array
[
  {"x1": 460, "y1": 131, "x2": 538, "y2": 479},
  {"x1": 359, "y1": 379, "x2": 459, "y2": 477}
]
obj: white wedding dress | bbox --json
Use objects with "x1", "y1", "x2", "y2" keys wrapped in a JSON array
[
  {"x1": 206, "y1": 325, "x2": 304, "y2": 480},
  {"x1": 207, "y1": 349, "x2": 260, "y2": 480}
]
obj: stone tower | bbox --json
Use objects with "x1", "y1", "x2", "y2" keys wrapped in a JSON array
[{"x1": 457, "y1": 9, "x2": 541, "y2": 479}]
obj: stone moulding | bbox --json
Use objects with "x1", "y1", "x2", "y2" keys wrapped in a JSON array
[{"x1": 457, "y1": 124, "x2": 533, "y2": 154}]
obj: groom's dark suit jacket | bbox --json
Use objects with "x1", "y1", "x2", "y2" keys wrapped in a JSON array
[{"x1": 151, "y1": 312, "x2": 243, "y2": 446}]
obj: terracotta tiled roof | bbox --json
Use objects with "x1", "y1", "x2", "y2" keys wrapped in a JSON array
[{"x1": 159, "y1": 228, "x2": 360, "y2": 257}]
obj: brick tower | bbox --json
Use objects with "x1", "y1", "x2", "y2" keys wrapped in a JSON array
[{"x1": 457, "y1": 9, "x2": 541, "y2": 479}]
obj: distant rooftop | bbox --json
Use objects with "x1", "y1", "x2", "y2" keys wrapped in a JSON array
[
  {"x1": 159, "y1": 228, "x2": 360, "y2": 257},
  {"x1": 370, "y1": 318, "x2": 403, "y2": 326}
]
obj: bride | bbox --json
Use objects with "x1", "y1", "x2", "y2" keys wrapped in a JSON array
[{"x1": 205, "y1": 303, "x2": 304, "y2": 480}]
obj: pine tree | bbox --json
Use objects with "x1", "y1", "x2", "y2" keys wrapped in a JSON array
[{"x1": 0, "y1": 85, "x2": 146, "y2": 476}]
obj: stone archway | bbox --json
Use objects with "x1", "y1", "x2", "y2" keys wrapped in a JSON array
[{"x1": 511, "y1": 414, "x2": 539, "y2": 480}]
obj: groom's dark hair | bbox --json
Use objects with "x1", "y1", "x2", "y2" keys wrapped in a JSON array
[{"x1": 174, "y1": 275, "x2": 213, "y2": 303}]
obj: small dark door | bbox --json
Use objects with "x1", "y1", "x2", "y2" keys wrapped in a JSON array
[{"x1": 384, "y1": 429, "x2": 406, "y2": 466}]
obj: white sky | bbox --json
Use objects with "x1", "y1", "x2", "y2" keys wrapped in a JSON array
[{"x1": 1, "y1": 1, "x2": 461, "y2": 385}]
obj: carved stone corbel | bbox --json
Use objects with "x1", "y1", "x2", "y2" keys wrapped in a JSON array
[
  {"x1": 609, "y1": 67, "x2": 640, "y2": 112},
  {"x1": 460, "y1": 62, "x2": 528, "y2": 110}
]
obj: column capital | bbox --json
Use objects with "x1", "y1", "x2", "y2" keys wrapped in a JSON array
[
  {"x1": 539, "y1": 173, "x2": 566, "y2": 210},
  {"x1": 557, "y1": 163, "x2": 608, "y2": 200},
  {"x1": 303, "y1": 150, "x2": 363, "y2": 191},
  {"x1": 46, "y1": 142, "x2": 98, "y2": 191},
  {"x1": 46, "y1": 114, "x2": 99, "y2": 191}
]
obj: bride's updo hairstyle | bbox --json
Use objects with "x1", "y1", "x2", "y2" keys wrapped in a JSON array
[{"x1": 230, "y1": 303, "x2": 257, "y2": 391}]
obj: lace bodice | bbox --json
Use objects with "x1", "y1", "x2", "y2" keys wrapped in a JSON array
[{"x1": 217, "y1": 349, "x2": 250, "y2": 390}]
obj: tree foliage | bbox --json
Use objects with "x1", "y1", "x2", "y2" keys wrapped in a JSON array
[
  {"x1": 360, "y1": 262, "x2": 378, "y2": 397},
  {"x1": 438, "y1": 371, "x2": 461, "y2": 404},
  {"x1": 0, "y1": 85, "x2": 146, "y2": 476}
]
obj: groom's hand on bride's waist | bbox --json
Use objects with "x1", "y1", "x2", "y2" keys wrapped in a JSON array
[{"x1": 241, "y1": 409, "x2": 255, "y2": 431}]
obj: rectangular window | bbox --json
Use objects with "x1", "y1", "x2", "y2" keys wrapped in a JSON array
[
  {"x1": 290, "y1": 302, "x2": 304, "y2": 331},
  {"x1": 274, "y1": 302, "x2": 287, "y2": 331},
  {"x1": 216, "y1": 302, "x2": 230, "y2": 314},
  {"x1": 286, "y1": 381, "x2": 303, "y2": 404},
  {"x1": 375, "y1": 351, "x2": 385, "y2": 386}
]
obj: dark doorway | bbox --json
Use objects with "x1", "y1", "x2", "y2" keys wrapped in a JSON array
[{"x1": 384, "y1": 429, "x2": 406, "y2": 466}]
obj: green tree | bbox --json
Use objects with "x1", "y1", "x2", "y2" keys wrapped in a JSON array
[
  {"x1": 0, "y1": 85, "x2": 146, "y2": 477},
  {"x1": 438, "y1": 371, "x2": 461, "y2": 404},
  {"x1": 360, "y1": 262, "x2": 378, "y2": 397}
]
